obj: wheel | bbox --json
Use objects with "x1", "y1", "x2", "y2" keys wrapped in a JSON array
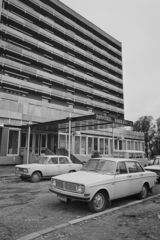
[
  {"x1": 138, "y1": 184, "x2": 148, "y2": 199},
  {"x1": 30, "y1": 172, "x2": 41, "y2": 183},
  {"x1": 88, "y1": 190, "x2": 108, "y2": 213},
  {"x1": 157, "y1": 178, "x2": 160, "y2": 183}
]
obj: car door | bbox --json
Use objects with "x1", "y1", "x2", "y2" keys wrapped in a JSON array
[
  {"x1": 46, "y1": 157, "x2": 60, "y2": 176},
  {"x1": 114, "y1": 162, "x2": 132, "y2": 198},
  {"x1": 59, "y1": 157, "x2": 72, "y2": 174},
  {"x1": 126, "y1": 161, "x2": 145, "y2": 194}
]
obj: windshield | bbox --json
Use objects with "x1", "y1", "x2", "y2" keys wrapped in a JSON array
[
  {"x1": 81, "y1": 158, "x2": 116, "y2": 174},
  {"x1": 38, "y1": 157, "x2": 49, "y2": 164}
]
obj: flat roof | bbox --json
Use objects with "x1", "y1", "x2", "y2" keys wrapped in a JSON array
[{"x1": 22, "y1": 114, "x2": 133, "y2": 132}]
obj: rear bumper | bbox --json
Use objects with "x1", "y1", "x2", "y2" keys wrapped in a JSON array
[{"x1": 49, "y1": 188, "x2": 90, "y2": 201}]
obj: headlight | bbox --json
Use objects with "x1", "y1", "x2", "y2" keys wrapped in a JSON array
[
  {"x1": 52, "y1": 179, "x2": 56, "y2": 187},
  {"x1": 23, "y1": 168, "x2": 28, "y2": 173},
  {"x1": 77, "y1": 185, "x2": 85, "y2": 194}
]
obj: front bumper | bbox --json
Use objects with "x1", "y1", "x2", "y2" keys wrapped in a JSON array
[
  {"x1": 49, "y1": 187, "x2": 90, "y2": 201},
  {"x1": 15, "y1": 172, "x2": 31, "y2": 177}
]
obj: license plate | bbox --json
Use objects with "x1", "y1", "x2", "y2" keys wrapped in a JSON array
[{"x1": 57, "y1": 195, "x2": 67, "y2": 202}]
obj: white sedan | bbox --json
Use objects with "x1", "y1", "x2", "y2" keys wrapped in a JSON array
[
  {"x1": 145, "y1": 156, "x2": 160, "y2": 182},
  {"x1": 49, "y1": 158, "x2": 157, "y2": 213},
  {"x1": 15, "y1": 155, "x2": 83, "y2": 182}
]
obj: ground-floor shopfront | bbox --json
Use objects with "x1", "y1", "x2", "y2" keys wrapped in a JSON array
[{"x1": 0, "y1": 114, "x2": 144, "y2": 165}]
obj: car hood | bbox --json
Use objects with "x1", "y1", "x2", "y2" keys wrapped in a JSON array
[
  {"x1": 145, "y1": 166, "x2": 160, "y2": 170},
  {"x1": 53, "y1": 171, "x2": 114, "y2": 185},
  {"x1": 15, "y1": 164, "x2": 44, "y2": 168}
]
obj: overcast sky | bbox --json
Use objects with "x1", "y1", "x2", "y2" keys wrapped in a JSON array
[{"x1": 60, "y1": 0, "x2": 160, "y2": 122}]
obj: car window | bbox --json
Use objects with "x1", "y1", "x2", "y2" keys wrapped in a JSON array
[
  {"x1": 126, "y1": 162, "x2": 138, "y2": 173},
  {"x1": 59, "y1": 157, "x2": 69, "y2": 164},
  {"x1": 135, "y1": 162, "x2": 144, "y2": 172},
  {"x1": 51, "y1": 157, "x2": 58, "y2": 164},
  {"x1": 117, "y1": 162, "x2": 128, "y2": 174},
  {"x1": 97, "y1": 160, "x2": 115, "y2": 174},
  {"x1": 38, "y1": 157, "x2": 49, "y2": 164},
  {"x1": 48, "y1": 159, "x2": 53, "y2": 164}
]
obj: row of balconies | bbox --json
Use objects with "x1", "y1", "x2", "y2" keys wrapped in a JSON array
[
  {"x1": 2, "y1": 6, "x2": 122, "y2": 69},
  {"x1": 0, "y1": 73, "x2": 124, "y2": 114},
  {"x1": 0, "y1": 38, "x2": 123, "y2": 97},
  {"x1": 6, "y1": 0, "x2": 122, "y2": 56},
  {"x1": 0, "y1": 23, "x2": 123, "y2": 86},
  {"x1": 0, "y1": 54, "x2": 123, "y2": 105}
]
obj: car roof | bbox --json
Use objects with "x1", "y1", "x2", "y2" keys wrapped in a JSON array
[
  {"x1": 90, "y1": 157, "x2": 140, "y2": 163},
  {"x1": 39, "y1": 155, "x2": 69, "y2": 157},
  {"x1": 114, "y1": 150, "x2": 145, "y2": 153}
]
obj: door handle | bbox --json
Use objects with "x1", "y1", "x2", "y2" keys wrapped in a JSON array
[
  {"x1": 127, "y1": 175, "x2": 132, "y2": 178},
  {"x1": 139, "y1": 174, "x2": 143, "y2": 176}
]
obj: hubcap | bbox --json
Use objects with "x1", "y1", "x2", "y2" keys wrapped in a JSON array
[
  {"x1": 93, "y1": 193, "x2": 105, "y2": 210},
  {"x1": 32, "y1": 174, "x2": 39, "y2": 181}
]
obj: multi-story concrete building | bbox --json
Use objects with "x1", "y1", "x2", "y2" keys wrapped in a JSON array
[{"x1": 0, "y1": 0, "x2": 144, "y2": 164}]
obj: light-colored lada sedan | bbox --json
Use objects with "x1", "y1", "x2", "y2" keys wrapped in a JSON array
[
  {"x1": 49, "y1": 158, "x2": 157, "y2": 212},
  {"x1": 15, "y1": 155, "x2": 83, "y2": 183}
]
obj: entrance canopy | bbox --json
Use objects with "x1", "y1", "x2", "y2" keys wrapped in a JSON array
[{"x1": 22, "y1": 114, "x2": 133, "y2": 132}]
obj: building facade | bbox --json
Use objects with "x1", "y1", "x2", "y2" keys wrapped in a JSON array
[{"x1": 0, "y1": 0, "x2": 144, "y2": 164}]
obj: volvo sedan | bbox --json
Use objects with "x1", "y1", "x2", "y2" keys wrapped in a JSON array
[
  {"x1": 15, "y1": 155, "x2": 83, "y2": 182},
  {"x1": 49, "y1": 158, "x2": 157, "y2": 212}
]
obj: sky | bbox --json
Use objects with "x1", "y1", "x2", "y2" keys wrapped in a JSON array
[{"x1": 60, "y1": 0, "x2": 160, "y2": 122}]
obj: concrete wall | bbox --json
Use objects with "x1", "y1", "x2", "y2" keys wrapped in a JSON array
[{"x1": 0, "y1": 156, "x2": 22, "y2": 165}]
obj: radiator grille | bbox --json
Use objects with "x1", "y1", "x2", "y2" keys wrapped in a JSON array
[{"x1": 55, "y1": 180, "x2": 77, "y2": 193}]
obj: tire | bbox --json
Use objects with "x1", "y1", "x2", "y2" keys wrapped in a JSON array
[
  {"x1": 88, "y1": 190, "x2": 108, "y2": 213},
  {"x1": 138, "y1": 184, "x2": 148, "y2": 199},
  {"x1": 30, "y1": 172, "x2": 41, "y2": 183}
]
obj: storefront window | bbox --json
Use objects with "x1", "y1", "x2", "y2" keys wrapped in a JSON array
[
  {"x1": 119, "y1": 140, "x2": 123, "y2": 150},
  {"x1": 88, "y1": 137, "x2": 93, "y2": 154},
  {"x1": 123, "y1": 140, "x2": 126, "y2": 150},
  {"x1": 35, "y1": 134, "x2": 39, "y2": 154},
  {"x1": 99, "y1": 138, "x2": 104, "y2": 154},
  {"x1": 59, "y1": 135, "x2": 66, "y2": 148},
  {"x1": 127, "y1": 141, "x2": 131, "y2": 150},
  {"x1": 21, "y1": 132, "x2": 27, "y2": 147},
  {"x1": 114, "y1": 139, "x2": 118, "y2": 150},
  {"x1": 105, "y1": 139, "x2": 108, "y2": 155},
  {"x1": 8, "y1": 130, "x2": 19, "y2": 155},
  {"x1": 75, "y1": 136, "x2": 80, "y2": 154},
  {"x1": 94, "y1": 137, "x2": 98, "y2": 151},
  {"x1": 110, "y1": 139, "x2": 113, "y2": 154},
  {"x1": 81, "y1": 136, "x2": 86, "y2": 154}
]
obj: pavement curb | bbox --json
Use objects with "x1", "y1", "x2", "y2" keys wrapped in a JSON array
[{"x1": 16, "y1": 193, "x2": 160, "y2": 240}]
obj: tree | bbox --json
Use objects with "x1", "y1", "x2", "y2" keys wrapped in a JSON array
[{"x1": 133, "y1": 116, "x2": 156, "y2": 157}]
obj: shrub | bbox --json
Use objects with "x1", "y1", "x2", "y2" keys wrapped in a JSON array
[
  {"x1": 91, "y1": 151, "x2": 101, "y2": 158},
  {"x1": 56, "y1": 147, "x2": 68, "y2": 156}
]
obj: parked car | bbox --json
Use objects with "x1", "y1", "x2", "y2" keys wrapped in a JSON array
[
  {"x1": 49, "y1": 158, "x2": 157, "y2": 213},
  {"x1": 145, "y1": 156, "x2": 160, "y2": 182},
  {"x1": 15, "y1": 155, "x2": 83, "y2": 182}
]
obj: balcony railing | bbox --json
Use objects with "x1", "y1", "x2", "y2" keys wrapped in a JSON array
[
  {"x1": 2, "y1": 1, "x2": 122, "y2": 63},
  {"x1": 0, "y1": 73, "x2": 124, "y2": 114}
]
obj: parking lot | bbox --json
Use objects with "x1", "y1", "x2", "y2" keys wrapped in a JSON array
[{"x1": 0, "y1": 173, "x2": 160, "y2": 240}]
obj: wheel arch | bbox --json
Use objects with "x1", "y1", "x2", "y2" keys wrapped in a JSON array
[
  {"x1": 32, "y1": 170, "x2": 43, "y2": 177},
  {"x1": 91, "y1": 188, "x2": 110, "y2": 201}
]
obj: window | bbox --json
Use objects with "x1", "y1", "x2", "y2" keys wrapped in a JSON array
[
  {"x1": 100, "y1": 138, "x2": 104, "y2": 154},
  {"x1": 8, "y1": 130, "x2": 19, "y2": 155},
  {"x1": 117, "y1": 162, "x2": 128, "y2": 174},
  {"x1": 114, "y1": 139, "x2": 118, "y2": 150},
  {"x1": 94, "y1": 137, "x2": 98, "y2": 151},
  {"x1": 59, "y1": 157, "x2": 69, "y2": 164},
  {"x1": 51, "y1": 157, "x2": 58, "y2": 164},
  {"x1": 88, "y1": 137, "x2": 93, "y2": 154},
  {"x1": 119, "y1": 140, "x2": 122, "y2": 150},
  {"x1": 127, "y1": 162, "x2": 138, "y2": 173},
  {"x1": 135, "y1": 162, "x2": 144, "y2": 172},
  {"x1": 59, "y1": 135, "x2": 66, "y2": 148},
  {"x1": 81, "y1": 136, "x2": 86, "y2": 154},
  {"x1": 21, "y1": 132, "x2": 27, "y2": 147},
  {"x1": 105, "y1": 139, "x2": 109, "y2": 155},
  {"x1": 74, "y1": 136, "x2": 80, "y2": 154}
]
